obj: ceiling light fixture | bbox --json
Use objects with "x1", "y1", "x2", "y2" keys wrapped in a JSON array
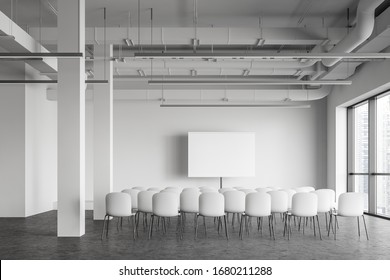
[
  {"x1": 160, "y1": 103, "x2": 311, "y2": 108},
  {"x1": 148, "y1": 79, "x2": 352, "y2": 86},
  {"x1": 137, "y1": 69, "x2": 146, "y2": 77},
  {"x1": 124, "y1": 38, "x2": 134, "y2": 47},
  {"x1": 190, "y1": 69, "x2": 197, "y2": 76},
  {"x1": 191, "y1": 38, "x2": 200, "y2": 47},
  {"x1": 242, "y1": 69, "x2": 250, "y2": 76},
  {"x1": 256, "y1": 38, "x2": 265, "y2": 47}
]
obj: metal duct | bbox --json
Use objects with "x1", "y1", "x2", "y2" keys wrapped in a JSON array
[{"x1": 322, "y1": 0, "x2": 384, "y2": 67}]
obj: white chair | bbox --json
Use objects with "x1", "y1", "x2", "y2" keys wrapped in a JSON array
[
  {"x1": 223, "y1": 190, "x2": 246, "y2": 228},
  {"x1": 132, "y1": 186, "x2": 149, "y2": 192},
  {"x1": 165, "y1": 186, "x2": 183, "y2": 193},
  {"x1": 240, "y1": 192, "x2": 274, "y2": 240},
  {"x1": 136, "y1": 191, "x2": 158, "y2": 231},
  {"x1": 196, "y1": 192, "x2": 228, "y2": 240},
  {"x1": 268, "y1": 190, "x2": 289, "y2": 223},
  {"x1": 286, "y1": 192, "x2": 321, "y2": 240},
  {"x1": 101, "y1": 192, "x2": 136, "y2": 240},
  {"x1": 200, "y1": 187, "x2": 218, "y2": 193},
  {"x1": 255, "y1": 187, "x2": 272, "y2": 193},
  {"x1": 329, "y1": 192, "x2": 368, "y2": 240},
  {"x1": 149, "y1": 192, "x2": 180, "y2": 239},
  {"x1": 147, "y1": 187, "x2": 164, "y2": 192},
  {"x1": 218, "y1": 188, "x2": 235, "y2": 194},
  {"x1": 179, "y1": 189, "x2": 201, "y2": 237},
  {"x1": 293, "y1": 186, "x2": 315, "y2": 193},
  {"x1": 121, "y1": 188, "x2": 140, "y2": 212},
  {"x1": 239, "y1": 188, "x2": 256, "y2": 195},
  {"x1": 281, "y1": 189, "x2": 296, "y2": 210},
  {"x1": 313, "y1": 189, "x2": 333, "y2": 231}
]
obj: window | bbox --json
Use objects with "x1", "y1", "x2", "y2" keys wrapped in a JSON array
[
  {"x1": 376, "y1": 93, "x2": 390, "y2": 216},
  {"x1": 349, "y1": 92, "x2": 390, "y2": 217}
]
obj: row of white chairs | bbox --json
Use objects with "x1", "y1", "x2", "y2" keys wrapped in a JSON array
[{"x1": 102, "y1": 187, "x2": 368, "y2": 241}]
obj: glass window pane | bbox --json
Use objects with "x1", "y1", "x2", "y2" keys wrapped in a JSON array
[
  {"x1": 353, "y1": 175, "x2": 369, "y2": 211},
  {"x1": 354, "y1": 103, "x2": 369, "y2": 173},
  {"x1": 376, "y1": 94, "x2": 390, "y2": 173},
  {"x1": 377, "y1": 176, "x2": 390, "y2": 216}
]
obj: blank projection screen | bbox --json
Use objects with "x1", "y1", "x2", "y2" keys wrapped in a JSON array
[{"x1": 188, "y1": 132, "x2": 255, "y2": 177}]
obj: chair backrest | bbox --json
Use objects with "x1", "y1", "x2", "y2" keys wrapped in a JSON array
[
  {"x1": 152, "y1": 192, "x2": 179, "y2": 217},
  {"x1": 199, "y1": 192, "x2": 225, "y2": 217},
  {"x1": 268, "y1": 190, "x2": 288, "y2": 213},
  {"x1": 106, "y1": 192, "x2": 132, "y2": 217},
  {"x1": 294, "y1": 186, "x2": 316, "y2": 193},
  {"x1": 121, "y1": 188, "x2": 140, "y2": 208},
  {"x1": 268, "y1": 186, "x2": 282, "y2": 191},
  {"x1": 137, "y1": 191, "x2": 158, "y2": 213},
  {"x1": 200, "y1": 187, "x2": 218, "y2": 193},
  {"x1": 245, "y1": 192, "x2": 271, "y2": 217},
  {"x1": 291, "y1": 192, "x2": 318, "y2": 217},
  {"x1": 255, "y1": 187, "x2": 272, "y2": 193},
  {"x1": 182, "y1": 187, "x2": 200, "y2": 192},
  {"x1": 223, "y1": 191, "x2": 245, "y2": 213},
  {"x1": 147, "y1": 187, "x2": 164, "y2": 192},
  {"x1": 218, "y1": 188, "x2": 235, "y2": 194},
  {"x1": 165, "y1": 186, "x2": 182, "y2": 193},
  {"x1": 132, "y1": 186, "x2": 149, "y2": 192},
  {"x1": 338, "y1": 192, "x2": 364, "y2": 217},
  {"x1": 239, "y1": 188, "x2": 256, "y2": 195},
  {"x1": 313, "y1": 189, "x2": 333, "y2": 213},
  {"x1": 281, "y1": 189, "x2": 297, "y2": 209},
  {"x1": 180, "y1": 190, "x2": 200, "y2": 213}
]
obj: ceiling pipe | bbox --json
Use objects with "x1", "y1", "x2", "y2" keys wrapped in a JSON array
[{"x1": 322, "y1": 0, "x2": 384, "y2": 67}]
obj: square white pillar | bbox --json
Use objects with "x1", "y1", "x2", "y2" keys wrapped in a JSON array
[
  {"x1": 93, "y1": 45, "x2": 113, "y2": 220},
  {"x1": 57, "y1": 0, "x2": 86, "y2": 237}
]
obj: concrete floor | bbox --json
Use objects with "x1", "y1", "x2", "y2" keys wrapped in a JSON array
[{"x1": 0, "y1": 210, "x2": 389, "y2": 260}]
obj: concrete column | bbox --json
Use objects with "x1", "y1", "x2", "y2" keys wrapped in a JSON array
[
  {"x1": 93, "y1": 45, "x2": 113, "y2": 220},
  {"x1": 57, "y1": 0, "x2": 85, "y2": 237}
]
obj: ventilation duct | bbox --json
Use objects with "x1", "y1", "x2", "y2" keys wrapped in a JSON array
[{"x1": 322, "y1": 0, "x2": 384, "y2": 67}]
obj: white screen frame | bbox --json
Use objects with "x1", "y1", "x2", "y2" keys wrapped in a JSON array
[{"x1": 188, "y1": 132, "x2": 256, "y2": 178}]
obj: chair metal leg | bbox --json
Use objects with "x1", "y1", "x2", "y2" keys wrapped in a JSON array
[
  {"x1": 316, "y1": 215, "x2": 322, "y2": 240},
  {"x1": 132, "y1": 216, "x2": 136, "y2": 240},
  {"x1": 362, "y1": 215, "x2": 369, "y2": 240},
  {"x1": 334, "y1": 215, "x2": 338, "y2": 240},
  {"x1": 239, "y1": 214, "x2": 244, "y2": 240},
  {"x1": 268, "y1": 216, "x2": 272, "y2": 237},
  {"x1": 271, "y1": 215, "x2": 275, "y2": 240},
  {"x1": 313, "y1": 216, "x2": 316, "y2": 237},
  {"x1": 106, "y1": 215, "x2": 110, "y2": 237},
  {"x1": 325, "y1": 212, "x2": 328, "y2": 231},
  {"x1": 287, "y1": 215, "x2": 291, "y2": 240},
  {"x1": 357, "y1": 216, "x2": 361, "y2": 238},
  {"x1": 101, "y1": 214, "x2": 108, "y2": 240},
  {"x1": 148, "y1": 215, "x2": 154, "y2": 239},
  {"x1": 195, "y1": 214, "x2": 199, "y2": 239},
  {"x1": 203, "y1": 216, "x2": 207, "y2": 237},
  {"x1": 224, "y1": 215, "x2": 229, "y2": 240}
]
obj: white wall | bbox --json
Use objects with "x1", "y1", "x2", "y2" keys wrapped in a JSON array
[
  {"x1": 110, "y1": 98, "x2": 327, "y2": 191},
  {"x1": 0, "y1": 85, "x2": 26, "y2": 217},
  {"x1": 25, "y1": 81, "x2": 57, "y2": 216},
  {"x1": 0, "y1": 63, "x2": 58, "y2": 217}
]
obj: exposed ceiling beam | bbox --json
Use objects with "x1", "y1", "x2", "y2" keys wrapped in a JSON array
[
  {"x1": 148, "y1": 79, "x2": 352, "y2": 85},
  {"x1": 134, "y1": 52, "x2": 390, "y2": 59}
]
